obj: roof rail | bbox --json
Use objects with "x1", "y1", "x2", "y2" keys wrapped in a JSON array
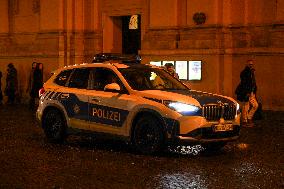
[{"x1": 92, "y1": 53, "x2": 141, "y2": 63}]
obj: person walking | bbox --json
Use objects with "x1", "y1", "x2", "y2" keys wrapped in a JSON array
[
  {"x1": 164, "y1": 63, "x2": 179, "y2": 79},
  {"x1": 235, "y1": 60, "x2": 258, "y2": 127},
  {"x1": 5, "y1": 63, "x2": 18, "y2": 105}
]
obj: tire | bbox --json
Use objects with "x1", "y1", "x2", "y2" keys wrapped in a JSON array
[
  {"x1": 202, "y1": 142, "x2": 227, "y2": 152},
  {"x1": 42, "y1": 108, "x2": 67, "y2": 143},
  {"x1": 132, "y1": 115, "x2": 165, "y2": 154}
]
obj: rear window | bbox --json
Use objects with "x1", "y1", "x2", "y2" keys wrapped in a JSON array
[{"x1": 54, "y1": 69, "x2": 73, "y2": 86}]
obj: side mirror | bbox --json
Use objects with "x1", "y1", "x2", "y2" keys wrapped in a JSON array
[{"x1": 104, "y1": 83, "x2": 121, "y2": 92}]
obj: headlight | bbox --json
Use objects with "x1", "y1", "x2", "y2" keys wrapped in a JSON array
[{"x1": 163, "y1": 101, "x2": 200, "y2": 115}]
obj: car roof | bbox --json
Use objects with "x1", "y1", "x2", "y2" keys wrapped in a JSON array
[{"x1": 57, "y1": 62, "x2": 161, "y2": 71}]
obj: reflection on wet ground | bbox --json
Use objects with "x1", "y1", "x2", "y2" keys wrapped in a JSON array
[
  {"x1": 153, "y1": 173, "x2": 207, "y2": 189},
  {"x1": 0, "y1": 106, "x2": 283, "y2": 188},
  {"x1": 168, "y1": 145, "x2": 204, "y2": 155}
]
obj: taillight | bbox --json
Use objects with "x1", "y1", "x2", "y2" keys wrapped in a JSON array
[{"x1": 39, "y1": 87, "x2": 45, "y2": 97}]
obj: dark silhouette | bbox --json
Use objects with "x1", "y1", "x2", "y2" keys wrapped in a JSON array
[
  {"x1": 27, "y1": 63, "x2": 43, "y2": 110},
  {"x1": 164, "y1": 63, "x2": 179, "y2": 79},
  {"x1": 5, "y1": 63, "x2": 18, "y2": 105},
  {"x1": 0, "y1": 71, "x2": 3, "y2": 105}
]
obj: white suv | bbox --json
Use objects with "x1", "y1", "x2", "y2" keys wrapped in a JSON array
[{"x1": 36, "y1": 61, "x2": 241, "y2": 154}]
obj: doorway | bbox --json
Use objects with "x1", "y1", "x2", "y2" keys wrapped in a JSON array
[{"x1": 121, "y1": 15, "x2": 141, "y2": 55}]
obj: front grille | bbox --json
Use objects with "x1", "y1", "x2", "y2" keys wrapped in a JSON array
[{"x1": 202, "y1": 104, "x2": 236, "y2": 121}]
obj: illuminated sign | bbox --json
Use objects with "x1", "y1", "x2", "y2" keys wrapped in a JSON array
[
  {"x1": 150, "y1": 61, "x2": 162, "y2": 67},
  {"x1": 188, "y1": 61, "x2": 202, "y2": 80},
  {"x1": 175, "y1": 61, "x2": 188, "y2": 80},
  {"x1": 149, "y1": 60, "x2": 202, "y2": 80}
]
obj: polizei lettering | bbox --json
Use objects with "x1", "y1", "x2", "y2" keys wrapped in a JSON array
[{"x1": 92, "y1": 108, "x2": 120, "y2": 122}]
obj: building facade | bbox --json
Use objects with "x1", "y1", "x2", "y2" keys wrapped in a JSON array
[{"x1": 0, "y1": 0, "x2": 283, "y2": 110}]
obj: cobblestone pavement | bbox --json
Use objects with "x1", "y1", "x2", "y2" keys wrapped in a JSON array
[{"x1": 0, "y1": 105, "x2": 283, "y2": 189}]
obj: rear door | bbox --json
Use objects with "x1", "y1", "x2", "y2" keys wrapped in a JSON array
[{"x1": 56, "y1": 68, "x2": 91, "y2": 130}]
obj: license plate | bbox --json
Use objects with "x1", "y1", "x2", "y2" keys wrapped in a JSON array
[{"x1": 213, "y1": 124, "x2": 233, "y2": 132}]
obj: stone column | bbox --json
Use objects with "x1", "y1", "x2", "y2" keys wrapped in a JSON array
[{"x1": 221, "y1": 0, "x2": 233, "y2": 97}]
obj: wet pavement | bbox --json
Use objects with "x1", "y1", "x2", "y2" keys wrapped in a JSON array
[{"x1": 0, "y1": 105, "x2": 283, "y2": 189}]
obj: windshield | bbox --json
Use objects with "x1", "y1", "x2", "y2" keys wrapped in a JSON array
[{"x1": 118, "y1": 67, "x2": 189, "y2": 91}]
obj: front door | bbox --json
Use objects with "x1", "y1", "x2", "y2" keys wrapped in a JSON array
[{"x1": 88, "y1": 68, "x2": 130, "y2": 135}]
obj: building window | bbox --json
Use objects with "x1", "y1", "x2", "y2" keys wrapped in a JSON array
[{"x1": 150, "y1": 60, "x2": 202, "y2": 81}]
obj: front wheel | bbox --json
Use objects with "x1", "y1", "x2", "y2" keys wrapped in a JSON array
[
  {"x1": 42, "y1": 109, "x2": 67, "y2": 143},
  {"x1": 132, "y1": 115, "x2": 165, "y2": 154}
]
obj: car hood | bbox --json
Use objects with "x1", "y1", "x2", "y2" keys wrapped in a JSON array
[{"x1": 138, "y1": 89, "x2": 235, "y2": 107}]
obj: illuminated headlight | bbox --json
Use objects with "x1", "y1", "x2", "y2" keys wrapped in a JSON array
[{"x1": 163, "y1": 101, "x2": 200, "y2": 115}]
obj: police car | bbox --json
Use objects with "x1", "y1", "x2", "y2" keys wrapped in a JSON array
[{"x1": 36, "y1": 60, "x2": 241, "y2": 154}]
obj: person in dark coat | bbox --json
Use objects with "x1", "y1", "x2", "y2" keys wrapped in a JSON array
[
  {"x1": 27, "y1": 63, "x2": 43, "y2": 110},
  {"x1": 164, "y1": 63, "x2": 179, "y2": 79},
  {"x1": 235, "y1": 60, "x2": 258, "y2": 127},
  {"x1": 5, "y1": 63, "x2": 18, "y2": 105},
  {"x1": 0, "y1": 71, "x2": 3, "y2": 105}
]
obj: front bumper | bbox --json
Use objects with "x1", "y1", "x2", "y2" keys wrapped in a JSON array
[
  {"x1": 167, "y1": 127, "x2": 240, "y2": 146},
  {"x1": 165, "y1": 113, "x2": 241, "y2": 145},
  {"x1": 176, "y1": 125, "x2": 240, "y2": 144}
]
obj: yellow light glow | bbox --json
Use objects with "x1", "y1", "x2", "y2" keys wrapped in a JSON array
[
  {"x1": 129, "y1": 15, "x2": 138, "y2": 29},
  {"x1": 237, "y1": 143, "x2": 249, "y2": 150}
]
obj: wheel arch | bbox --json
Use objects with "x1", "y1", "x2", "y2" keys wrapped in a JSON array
[
  {"x1": 130, "y1": 108, "x2": 167, "y2": 142},
  {"x1": 41, "y1": 105, "x2": 67, "y2": 128}
]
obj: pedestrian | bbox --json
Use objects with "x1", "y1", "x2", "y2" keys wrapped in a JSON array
[
  {"x1": 164, "y1": 63, "x2": 179, "y2": 79},
  {"x1": 27, "y1": 62, "x2": 36, "y2": 109},
  {"x1": 27, "y1": 63, "x2": 43, "y2": 110},
  {"x1": 0, "y1": 71, "x2": 3, "y2": 105},
  {"x1": 235, "y1": 59, "x2": 258, "y2": 127},
  {"x1": 4, "y1": 63, "x2": 18, "y2": 105}
]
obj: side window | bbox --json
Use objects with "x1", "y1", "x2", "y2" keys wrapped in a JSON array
[
  {"x1": 54, "y1": 69, "x2": 73, "y2": 86},
  {"x1": 68, "y1": 68, "x2": 90, "y2": 89},
  {"x1": 90, "y1": 68, "x2": 123, "y2": 91}
]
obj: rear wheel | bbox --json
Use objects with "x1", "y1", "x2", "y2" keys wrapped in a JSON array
[
  {"x1": 42, "y1": 109, "x2": 67, "y2": 143},
  {"x1": 132, "y1": 115, "x2": 165, "y2": 154}
]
